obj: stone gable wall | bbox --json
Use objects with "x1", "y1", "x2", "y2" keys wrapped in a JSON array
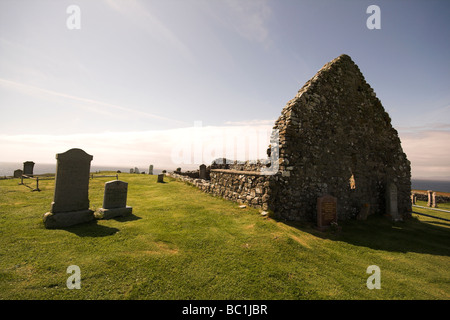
[{"x1": 271, "y1": 54, "x2": 411, "y2": 221}]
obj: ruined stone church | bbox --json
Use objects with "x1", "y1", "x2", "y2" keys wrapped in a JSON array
[
  {"x1": 270, "y1": 54, "x2": 411, "y2": 221},
  {"x1": 173, "y1": 54, "x2": 412, "y2": 222}
]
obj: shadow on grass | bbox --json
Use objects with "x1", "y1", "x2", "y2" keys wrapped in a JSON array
[
  {"x1": 61, "y1": 214, "x2": 141, "y2": 237},
  {"x1": 282, "y1": 214, "x2": 450, "y2": 257},
  {"x1": 62, "y1": 221, "x2": 119, "y2": 237}
]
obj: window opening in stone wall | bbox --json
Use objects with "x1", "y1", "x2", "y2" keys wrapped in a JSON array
[{"x1": 349, "y1": 174, "x2": 356, "y2": 190}]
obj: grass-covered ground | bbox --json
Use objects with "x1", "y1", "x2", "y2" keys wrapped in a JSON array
[{"x1": 0, "y1": 173, "x2": 449, "y2": 300}]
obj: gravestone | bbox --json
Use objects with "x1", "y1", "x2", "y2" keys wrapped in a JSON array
[
  {"x1": 316, "y1": 194, "x2": 337, "y2": 230},
  {"x1": 176, "y1": 167, "x2": 181, "y2": 172},
  {"x1": 432, "y1": 192, "x2": 437, "y2": 208},
  {"x1": 357, "y1": 203, "x2": 370, "y2": 221},
  {"x1": 386, "y1": 182, "x2": 400, "y2": 221},
  {"x1": 427, "y1": 190, "x2": 432, "y2": 207},
  {"x1": 130, "y1": 168, "x2": 134, "y2": 174},
  {"x1": 23, "y1": 161, "x2": 35, "y2": 176},
  {"x1": 157, "y1": 174, "x2": 164, "y2": 183},
  {"x1": 13, "y1": 169, "x2": 23, "y2": 178},
  {"x1": 148, "y1": 165, "x2": 153, "y2": 175},
  {"x1": 199, "y1": 164, "x2": 206, "y2": 179},
  {"x1": 411, "y1": 194, "x2": 416, "y2": 205},
  {"x1": 96, "y1": 180, "x2": 132, "y2": 219},
  {"x1": 134, "y1": 167, "x2": 140, "y2": 174},
  {"x1": 43, "y1": 148, "x2": 94, "y2": 229}
]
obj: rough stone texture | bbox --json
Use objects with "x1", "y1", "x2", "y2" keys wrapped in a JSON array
[
  {"x1": 170, "y1": 55, "x2": 411, "y2": 222},
  {"x1": 271, "y1": 54, "x2": 411, "y2": 221},
  {"x1": 43, "y1": 148, "x2": 94, "y2": 228}
]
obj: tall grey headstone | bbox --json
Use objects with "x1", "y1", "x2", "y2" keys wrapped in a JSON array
[
  {"x1": 199, "y1": 164, "x2": 206, "y2": 180},
  {"x1": 23, "y1": 161, "x2": 35, "y2": 176},
  {"x1": 96, "y1": 180, "x2": 132, "y2": 219},
  {"x1": 386, "y1": 182, "x2": 400, "y2": 221},
  {"x1": 43, "y1": 148, "x2": 94, "y2": 229},
  {"x1": 148, "y1": 165, "x2": 153, "y2": 175}
]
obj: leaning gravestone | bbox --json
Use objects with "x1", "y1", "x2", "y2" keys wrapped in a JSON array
[
  {"x1": 316, "y1": 194, "x2": 337, "y2": 230},
  {"x1": 386, "y1": 182, "x2": 400, "y2": 221},
  {"x1": 23, "y1": 161, "x2": 35, "y2": 176},
  {"x1": 95, "y1": 180, "x2": 132, "y2": 219},
  {"x1": 43, "y1": 148, "x2": 94, "y2": 229}
]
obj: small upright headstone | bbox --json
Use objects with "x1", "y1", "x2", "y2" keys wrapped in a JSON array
[
  {"x1": 157, "y1": 174, "x2": 164, "y2": 183},
  {"x1": 386, "y1": 182, "x2": 400, "y2": 221},
  {"x1": 96, "y1": 180, "x2": 132, "y2": 219},
  {"x1": 411, "y1": 194, "x2": 416, "y2": 205},
  {"x1": 23, "y1": 161, "x2": 35, "y2": 176},
  {"x1": 427, "y1": 190, "x2": 432, "y2": 207},
  {"x1": 176, "y1": 167, "x2": 181, "y2": 172},
  {"x1": 432, "y1": 192, "x2": 437, "y2": 208},
  {"x1": 134, "y1": 167, "x2": 140, "y2": 174},
  {"x1": 148, "y1": 165, "x2": 153, "y2": 175},
  {"x1": 43, "y1": 148, "x2": 94, "y2": 229},
  {"x1": 130, "y1": 168, "x2": 134, "y2": 174},
  {"x1": 357, "y1": 203, "x2": 370, "y2": 221},
  {"x1": 199, "y1": 164, "x2": 206, "y2": 180},
  {"x1": 316, "y1": 194, "x2": 337, "y2": 230},
  {"x1": 13, "y1": 169, "x2": 23, "y2": 178}
]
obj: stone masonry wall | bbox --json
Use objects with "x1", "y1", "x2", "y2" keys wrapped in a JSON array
[
  {"x1": 168, "y1": 169, "x2": 274, "y2": 210},
  {"x1": 271, "y1": 54, "x2": 411, "y2": 221}
]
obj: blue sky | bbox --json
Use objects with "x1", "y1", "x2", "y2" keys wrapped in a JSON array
[{"x1": 0, "y1": 0, "x2": 449, "y2": 178}]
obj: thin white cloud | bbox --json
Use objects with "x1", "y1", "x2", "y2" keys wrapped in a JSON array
[
  {"x1": 399, "y1": 129, "x2": 450, "y2": 179},
  {"x1": 0, "y1": 78, "x2": 186, "y2": 124},
  {"x1": 0, "y1": 123, "x2": 274, "y2": 170},
  {"x1": 223, "y1": 0, "x2": 272, "y2": 45},
  {"x1": 103, "y1": 0, "x2": 194, "y2": 63}
]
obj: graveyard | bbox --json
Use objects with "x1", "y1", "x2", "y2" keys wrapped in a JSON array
[{"x1": 0, "y1": 171, "x2": 449, "y2": 300}]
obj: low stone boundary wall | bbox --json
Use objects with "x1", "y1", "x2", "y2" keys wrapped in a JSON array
[
  {"x1": 412, "y1": 191, "x2": 450, "y2": 204},
  {"x1": 168, "y1": 169, "x2": 275, "y2": 210}
]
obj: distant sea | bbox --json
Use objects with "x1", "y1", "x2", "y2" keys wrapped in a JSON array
[
  {"x1": 1, "y1": 162, "x2": 449, "y2": 192},
  {"x1": 0, "y1": 162, "x2": 163, "y2": 177}
]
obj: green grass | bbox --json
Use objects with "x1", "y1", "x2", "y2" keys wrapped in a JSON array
[{"x1": 0, "y1": 173, "x2": 449, "y2": 300}]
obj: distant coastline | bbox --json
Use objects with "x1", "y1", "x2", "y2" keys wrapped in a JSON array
[
  {"x1": 0, "y1": 162, "x2": 163, "y2": 177},
  {"x1": 1, "y1": 162, "x2": 449, "y2": 193}
]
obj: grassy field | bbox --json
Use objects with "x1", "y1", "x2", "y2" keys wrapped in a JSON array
[{"x1": 0, "y1": 173, "x2": 449, "y2": 300}]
